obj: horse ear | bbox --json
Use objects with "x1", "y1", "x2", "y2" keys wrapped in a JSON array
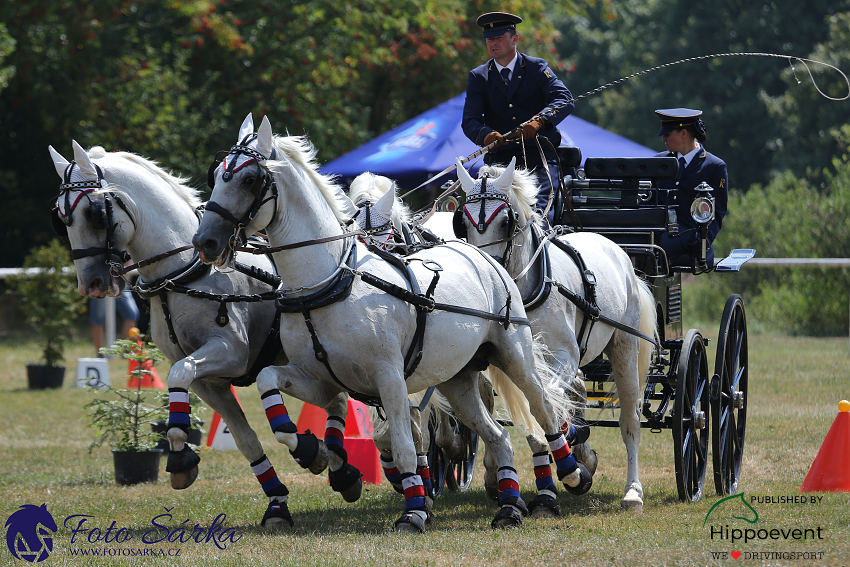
[
  {"x1": 337, "y1": 190, "x2": 358, "y2": 219},
  {"x1": 71, "y1": 140, "x2": 98, "y2": 180},
  {"x1": 48, "y1": 145, "x2": 70, "y2": 179},
  {"x1": 491, "y1": 156, "x2": 516, "y2": 192},
  {"x1": 238, "y1": 113, "x2": 254, "y2": 142},
  {"x1": 456, "y1": 158, "x2": 475, "y2": 192},
  {"x1": 373, "y1": 184, "x2": 396, "y2": 218},
  {"x1": 257, "y1": 116, "x2": 274, "y2": 159}
]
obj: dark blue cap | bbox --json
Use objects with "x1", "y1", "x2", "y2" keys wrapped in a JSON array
[
  {"x1": 477, "y1": 12, "x2": 522, "y2": 39},
  {"x1": 656, "y1": 108, "x2": 706, "y2": 141}
]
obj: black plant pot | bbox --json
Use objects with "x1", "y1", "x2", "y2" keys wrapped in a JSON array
[
  {"x1": 112, "y1": 450, "x2": 164, "y2": 485},
  {"x1": 151, "y1": 421, "x2": 204, "y2": 452},
  {"x1": 26, "y1": 364, "x2": 65, "y2": 389}
]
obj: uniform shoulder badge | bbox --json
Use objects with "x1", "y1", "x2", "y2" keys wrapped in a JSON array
[
  {"x1": 544, "y1": 68, "x2": 553, "y2": 79},
  {"x1": 719, "y1": 178, "x2": 726, "y2": 188}
]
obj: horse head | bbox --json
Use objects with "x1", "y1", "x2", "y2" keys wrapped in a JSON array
[
  {"x1": 194, "y1": 113, "x2": 280, "y2": 266},
  {"x1": 195, "y1": 113, "x2": 349, "y2": 267},
  {"x1": 453, "y1": 156, "x2": 529, "y2": 263},
  {"x1": 347, "y1": 173, "x2": 409, "y2": 248},
  {"x1": 49, "y1": 141, "x2": 134, "y2": 298}
]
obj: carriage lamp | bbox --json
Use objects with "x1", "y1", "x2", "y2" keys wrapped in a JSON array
[{"x1": 690, "y1": 181, "x2": 715, "y2": 224}]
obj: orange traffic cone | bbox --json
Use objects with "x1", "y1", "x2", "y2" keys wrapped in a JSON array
[
  {"x1": 126, "y1": 327, "x2": 165, "y2": 389},
  {"x1": 799, "y1": 400, "x2": 850, "y2": 492}
]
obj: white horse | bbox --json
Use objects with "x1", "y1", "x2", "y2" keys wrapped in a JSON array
[
  {"x1": 192, "y1": 114, "x2": 583, "y2": 532},
  {"x1": 48, "y1": 141, "x2": 363, "y2": 528},
  {"x1": 453, "y1": 158, "x2": 657, "y2": 513}
]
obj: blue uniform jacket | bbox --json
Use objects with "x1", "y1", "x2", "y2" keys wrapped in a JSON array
[
  {"x1": 462, "y1": 53, "x2": 573, "y2": 165},
  {"x1": 655, "y1": 147, "x2": 729, "y2": 263}
]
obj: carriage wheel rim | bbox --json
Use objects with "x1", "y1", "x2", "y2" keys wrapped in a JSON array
[{"x1": 674, "y1": 329, "x2": 709, "y2": 502}]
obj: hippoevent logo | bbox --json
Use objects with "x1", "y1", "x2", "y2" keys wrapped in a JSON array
[
  {"x1": 705, "y1": 493, "x2": 826, "y2": 561},
  {"x1": 5, "y1": 504, "x2": 57, "y2": 563}
]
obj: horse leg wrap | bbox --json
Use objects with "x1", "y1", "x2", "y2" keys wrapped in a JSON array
[
  {"x1": 261, "y1": 497, "x2": 293, "y2": 529},
  {"x1": 546, "y1": 432, "x2": 578, "y2": 479},
  {"x1": 261, "y1": 389, "x2": 297, "y2": 434},
  {"x1": 324, "y1": 415, "x2": 346, "y2": 458},
  {"x1": 328, "y1": 459, "x2": 363, "y2": 503},
  {"x1": 380, "y1": 454, "x2": 404, "y2": 494},
  {"x1": 416, "y1": 454, "x2": 434, "y2": 499},
  {"x1": 167, "y1": 388, "x2": 192, "y2": 432},
  {"x1": 563, "y1": 461, "x2": 594, "y2": 496},
  {"x1": 496, "y1": 466, "x2": 523, "y2": 509},
  {"x1": 251, "y1": 454, "x2": 286, "y2": 496},
  {"x1": 289, "y1": 431, "x2": 329, "y2": 474},
  {"x1": 528, "y1": 452, "x2": 561, "y2": 517},
  {"x1": 394, "y1": 472, "x2": 428, "y2": 533}
]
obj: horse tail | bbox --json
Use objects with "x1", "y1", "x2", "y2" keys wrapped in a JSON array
[
  {"x1": 489, "y1": 333, "x2": 572, "y2": 444},
  {"x1": 636, "y1": 277, "x2": 658, "y2": 386}
]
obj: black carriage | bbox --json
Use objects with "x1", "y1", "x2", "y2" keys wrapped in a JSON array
[{"x1": 430, "y1": 152, "x2": 753, "y2": 503}]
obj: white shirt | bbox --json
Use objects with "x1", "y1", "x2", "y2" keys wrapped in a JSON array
[
  {"x1": 678, "y1": 144, "x2": 702, "y2": 167},
  {"x1": 494, "y1": 53, "x2": 519, "y2": 80}
]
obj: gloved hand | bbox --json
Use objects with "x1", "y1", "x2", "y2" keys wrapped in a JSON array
[
  {"x1": 482, "y1": 131, "x2": 505, "y2": 148},
  {"x1": 520, "y1": 116, "x2": 545, "y2": 140}
]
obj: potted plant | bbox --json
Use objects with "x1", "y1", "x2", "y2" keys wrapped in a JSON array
[
  {"x1": 84, "y1": 338, "x2": 181, "y2": 484},
  {"x1": 6, "y1": 239, "x2": 86, "y2": 389}
]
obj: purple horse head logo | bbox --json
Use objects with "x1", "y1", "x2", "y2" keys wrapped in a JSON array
[{"x1": 5, "y1": 504, "x2": 57, "y2": 563}]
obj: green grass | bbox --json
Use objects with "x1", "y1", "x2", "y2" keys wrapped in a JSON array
[{"x1": 1, "y1": 331, "x2": 849, "y2": 566}]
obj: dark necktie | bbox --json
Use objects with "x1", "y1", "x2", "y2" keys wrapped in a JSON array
[
  {"x1": 678, "y1": 156, "x2": 686, "y2": 179},
  {"x1": 500, "y1": 67, "x2": 510, "y2": 85}
]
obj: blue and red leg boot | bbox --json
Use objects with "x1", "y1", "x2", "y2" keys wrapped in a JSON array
[
  {"x1": 324, "y1": 415, "x2": 362, "y2": 502},
  {"x1": 416, "y1": 453, "x2": 434, "y2": 501},
  {"x1": 381, "y1": 454, "x2": 404, "y2": 493},
  {"x1": 527, "y1": 451, "x2": 561, "y2": 516},
  {"x1": 261, "y1": 389, "x2": 328, "y2": 474},
  {"x1": 491, "y1": 466, "x2": 528, "y2": 528},
  {"x1": 394, "y1": 472, "x2": 428, "y2": 533},
  {"x1": 251, "y1": 454, "x2": 293, "y2": 528},
  {"x1": 164, "y1": 388, "x2": 200, "y2": 477},
  {"x1": 547, "y1": 432, "x2": 592, "y2": 495}
]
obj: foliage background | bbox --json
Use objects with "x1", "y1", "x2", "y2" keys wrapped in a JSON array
[{"x1": 2, "y1": 0, "x2": 850, "y2": 335}]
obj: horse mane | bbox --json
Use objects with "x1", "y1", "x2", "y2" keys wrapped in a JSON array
[
  {"x1": 477, "y1": 164, "x2": 543, "y2": 228},
  {"x1": 348, "y1": 172, "x2": 412, "y2": 229},
  {"x1": 88, "y1": 146, "x2": 203, "y2": 209},
  {"x1": 269, "y1": 135, "x2": 350, "y2": 222}
]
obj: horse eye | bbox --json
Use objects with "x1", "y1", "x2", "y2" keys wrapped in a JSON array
[{"x1": 243, "y1": 176, "x2": 256, "y2": 187}]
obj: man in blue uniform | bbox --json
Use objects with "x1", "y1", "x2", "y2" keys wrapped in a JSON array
[
  {"x1": 654, "y1": 108, "x2": 729, "y2": 267},
  {"x1": 462, "y1": 12, "x2": 574, "y2": 221}
]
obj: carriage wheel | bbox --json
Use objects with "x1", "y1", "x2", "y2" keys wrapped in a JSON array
[
  {"x1": 427, "y1": 417, "x2": 448, "y2": 498},
  {"x1": 672, "y1": 329, "x2": 711, "y2": 502},
  {"x1": 444, "y1": 422, "x2": 478, "y2": 491},
  {"x1": 711, "y1": 294, "x2": 748, "y2": 496}
]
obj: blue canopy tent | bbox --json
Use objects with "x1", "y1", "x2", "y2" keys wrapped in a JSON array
[{"x1": 321, "y1": 92, "x2": 656, "y2": 190}]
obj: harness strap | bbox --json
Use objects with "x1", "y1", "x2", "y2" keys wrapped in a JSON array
[
  {"x1": 521, "y1": 225, "x2": 554, "y2": 311},
  {"x1": 546, "y1": 277, "x2": 659, "y2": 349},
  {"x1": 548, "y1": 237, "x2": 600, "y2": 356}
]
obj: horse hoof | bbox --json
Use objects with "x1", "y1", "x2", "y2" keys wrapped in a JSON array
[
  {"x1": 289, "y1": 432, "x2": 329, "y2": 474},
  {"x1": 340, "y1": 477, "x2": 363, "y2": 503},
  {"x1": 329, "y1": 462, "x2": 363, "y2": 502},
  {"x1": 564, "y1": 462, "x2": 593, "y2": 496},
  {"x1": 621, "y1": 490, "x2": 644, "y2": 513},
  {"x1": 573, "y1": 444, "x2": 598, "y2": 477},
  {"x1": 394, "y1": 512, "x2": 426, "y2": 534},
  {"x1": 528, "y1": 494, "x2": 561, "y2": 518},
  {"x1": 491, "y1": 505, "x2": 523, "y2": 529},
  {"x1": 261, "y1": 500, "x2": 294, "y2": 529},
  {"x1": 170, "y1": 466, "x2": 198, "y2": 490}
]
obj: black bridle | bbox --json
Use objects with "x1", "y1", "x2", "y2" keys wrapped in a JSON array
[
  {"x1": 52, "y1": 162, "x2": 132, "y2": 273},
  {"x1": 205, "y1": 135, "x2": 279, "y2": 249},
  {"x1": 452, "y1": 177, "x2": 519, "y2": 264}
]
